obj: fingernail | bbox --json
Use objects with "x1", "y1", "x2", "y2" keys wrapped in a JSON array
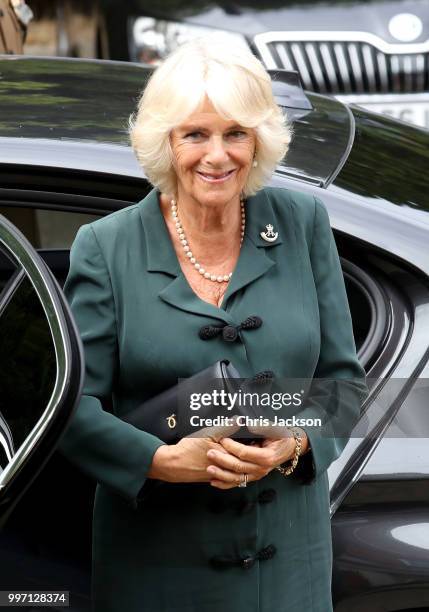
[{"x1": 207, "y1": 450, "x2": 216, "y2": 458}]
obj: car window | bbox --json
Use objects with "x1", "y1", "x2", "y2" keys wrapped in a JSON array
[
  {"x1": 0, "y1": 247, "x2": 19, "y2": 297},
  {"x1": 0, "y1": 212, "x2": 84, "y2": 525},
  {"x1": 279, "y1": 93, "x2": 354, "y2": 187},
  {"x1": 0, "y1": 264, "x2": 56, "y2": 456},
  {"x1": 0, "y1": 206, "x2": 101, "y2": 249}
]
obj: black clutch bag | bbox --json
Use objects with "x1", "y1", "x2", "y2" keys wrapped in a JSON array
[{"x1": 121, "y1": 360, "x2": 242, "y2": 443}]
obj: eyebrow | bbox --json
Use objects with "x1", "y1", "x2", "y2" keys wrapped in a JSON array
[{"x1": 178, "y1": 123, "x2": 246, "y2": 133}]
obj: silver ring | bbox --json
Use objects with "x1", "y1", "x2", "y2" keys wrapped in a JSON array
[{"x1": 238, "y1": 473, "x2": 248, "y2": 488}]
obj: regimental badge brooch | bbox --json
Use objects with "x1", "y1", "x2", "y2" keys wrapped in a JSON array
[{"x1": 260, "y1": 224, "x2": 278, "y2": 242}]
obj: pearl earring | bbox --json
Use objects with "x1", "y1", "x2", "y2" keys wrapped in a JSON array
[{"x1": 253, "y1": 159, "x2": 258, "y2": 168}]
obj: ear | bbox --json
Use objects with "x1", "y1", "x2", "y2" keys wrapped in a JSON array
[{"x1": 167, "y1": 134, "x2": 178, "y2": 168}]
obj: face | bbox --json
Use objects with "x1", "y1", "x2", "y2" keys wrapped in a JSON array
[{"x1": 169, "y1": 97, "x2": 256, "y2": 208}]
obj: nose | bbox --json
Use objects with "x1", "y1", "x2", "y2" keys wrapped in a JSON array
[{"x1": 204, "y1": 135, "x2": 229, "y2": 166}]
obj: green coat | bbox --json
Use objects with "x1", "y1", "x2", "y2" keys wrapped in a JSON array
[{"x1": 59, "y1": 186, "x2": 367, "y2": 612}]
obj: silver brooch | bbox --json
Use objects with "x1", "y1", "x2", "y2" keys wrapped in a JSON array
[{"x1": 260, "y1": 224, "x2": 278, "y2": 242}]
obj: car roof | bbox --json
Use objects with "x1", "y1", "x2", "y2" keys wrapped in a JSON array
[
  {"x1": 0, "y1": 56, "x2": 146, "y2": 144},
  {"x1": 0, "y1": 56, "x2": 352, "y2": 187}
]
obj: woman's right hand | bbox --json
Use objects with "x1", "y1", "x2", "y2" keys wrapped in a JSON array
[{"x1": 148, "y1": 437, "x2": 229, "y2": 483}]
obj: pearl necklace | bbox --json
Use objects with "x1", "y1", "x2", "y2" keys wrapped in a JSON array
[{"x1": 171, "y1": 198, "x2": 245, "y2": 283}]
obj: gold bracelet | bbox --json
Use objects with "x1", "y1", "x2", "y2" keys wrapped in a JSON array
[{"x1": 276, "y1": 427, "x2": 302, "y2": 476}]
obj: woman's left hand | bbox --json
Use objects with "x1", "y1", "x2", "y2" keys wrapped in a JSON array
[{"x1": 206, "y1": 427, "x2": 305, "y2": 489}]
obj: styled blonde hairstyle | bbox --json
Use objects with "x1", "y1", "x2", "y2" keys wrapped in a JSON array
[{"x1": 129, "y1": 37, "x2": 292, "y2": 197}]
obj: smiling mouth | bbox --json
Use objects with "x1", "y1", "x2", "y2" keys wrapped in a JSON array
[{"x1": 196, "y1": 169, "x2": 236, "y2": 183}]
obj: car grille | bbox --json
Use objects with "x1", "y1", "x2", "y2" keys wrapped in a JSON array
[{"x1": 254, "y1": 38, "x2": 429, "y2": 94}]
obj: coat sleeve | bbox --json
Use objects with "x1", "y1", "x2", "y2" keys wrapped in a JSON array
[
  {"x1": 293, "y1": 196, "x2": 368, "y2": 483},
  {"x1": 57, "y1": 223, "x2": 165, "y2": 506}
]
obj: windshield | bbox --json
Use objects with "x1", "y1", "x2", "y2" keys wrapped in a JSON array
[{"x1": 278, "y1": 92, "x2": 354, "y2": 187}]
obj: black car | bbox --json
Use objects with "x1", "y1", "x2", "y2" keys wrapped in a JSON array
[
  {"x1": 97, "y1": 0, "x2": 429, "y2": 130},
  {"x1": 0, "y1": 56, "x2": 428, "y2": 611},
  {"x1": 26, "y1": 1, "x2": 429, "y2": 128}
]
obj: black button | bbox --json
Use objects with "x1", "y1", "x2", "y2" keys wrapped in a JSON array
[
  {"x1": 241, "y1": 557, "x2": 255, "y2": 570},
  {"x1": 198, "y1": 324, "x2": 223, "y2": 340},
  {"x1": 222, "y1": 325, "x2": 238, "y2": 342},
  {"x1": 240, "y1": 315, "x2": 263, "y2": 330},
  {"x1": 258, "y1": 544, "x2": 277, "y2": 561},
  {"x1": 258, "y1": 489, "x2": 276, "y2": 504}
]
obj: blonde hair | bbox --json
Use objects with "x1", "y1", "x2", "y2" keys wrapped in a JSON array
[{"x1": 129, "y1": 37, "x2": 292, "y2": 197}]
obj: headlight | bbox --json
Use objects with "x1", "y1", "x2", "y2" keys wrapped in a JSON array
[{"x1": 130, "y1": 18, "x2": 250, "y2": 64}]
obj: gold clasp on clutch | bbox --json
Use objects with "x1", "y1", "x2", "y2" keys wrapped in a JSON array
[{"x1": 166, "y1": 413, "x2": 177, "y2": 429}]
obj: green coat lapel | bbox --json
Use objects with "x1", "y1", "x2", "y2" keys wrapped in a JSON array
[{"x1": 138, "y1": 187, "x2": 283, "y2": 321}]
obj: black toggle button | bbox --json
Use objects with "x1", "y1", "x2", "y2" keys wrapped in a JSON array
[
  {"x1": 210, "y1": 545, "x2": 276, "y2": 571},
  {"x1": 258, "y1": 489, "x2": 276, "y2": 504},
  {"x1": 222, "y1": 325, "x2": 238, "y2": 342},
  {"x1": 257, "y1": 544, "x2": 277, "y2": 561},
  {"x1": 198, "y1": 324, "x2": 224, "y2": 340},
  {"x1": 241, "y1": 557, "x2": 255, "y2": 570},
  {"x1": 239, "y1": 315, "x2": 263, "y2": 330},
  {"x1": 198, "y1": 315, "x2": 263, "y2": 343},
  {"x1": 251, "y1": 370, "x2": 274, "y2": 385}
]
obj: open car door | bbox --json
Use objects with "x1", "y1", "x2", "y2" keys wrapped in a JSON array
[{"x1": 0, "y1": 213, "x2": 83, "y2": 526}]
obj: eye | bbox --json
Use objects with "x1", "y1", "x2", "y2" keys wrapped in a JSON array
[
  {"x1": 227, "y1": 130, "x2": 248, "y2": 138},
  {"x1": 184, "y1": 131, "x2": 205, "y2": 140}
]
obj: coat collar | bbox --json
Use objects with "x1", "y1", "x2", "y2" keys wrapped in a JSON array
[
  {"x1": 245, "y1": 188, "x2": 283, "y2": 250},
  {"x1": 138, "y1": 188, "x2": 282, "y2": 322},
  {"x1": 138, "y1": 188, "x2": 181, "y2": 276}
]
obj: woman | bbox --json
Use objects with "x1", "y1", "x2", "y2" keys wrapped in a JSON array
[{"x1": 59, "y1": 38, "x2": 367, "y2": 611}]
